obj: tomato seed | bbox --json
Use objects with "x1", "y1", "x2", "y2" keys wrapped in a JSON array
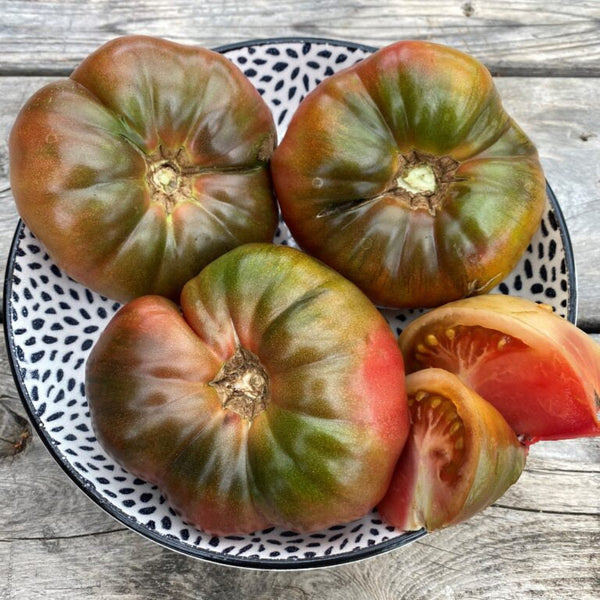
[
  {"x1": 426, "y1": 334, "x2": 439, "y2": 346},
  {"x1": 415, "y1": 390, "x2": 428, "y2": 402}
]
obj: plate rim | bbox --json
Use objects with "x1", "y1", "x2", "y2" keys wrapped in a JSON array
[
  {"x1": 2, "y1": 36, "x2": 577, "y2": 570},
  {"x1": 212, "y1": 35, "x2": 378, "y2": 55}
]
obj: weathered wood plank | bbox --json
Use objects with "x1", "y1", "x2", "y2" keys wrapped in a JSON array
[
  {"x1": 0, "y1": 492, "x2": 598, "y2": 599},
  {"x1": 1, "y1": 1, "x2": 599, "y2": 76},
  {"x1": 1, "y1": 75, "x2": 599, "y2": 326}
]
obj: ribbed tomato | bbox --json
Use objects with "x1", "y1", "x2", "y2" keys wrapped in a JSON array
[
  {"x1": 399, "y1": 295, "x2": 600, "y2": 442},
  {"x1": 271, "y1": 41, "x2": 546, "y2": 309},
  {"x1": 85, "y1": 244, "x2": 408, "y2": 535},
  {"x1": 9, "y1": 36, "x2": 278, "y2": 302},
  {"x1": 378, "y1": 368, "x2": 527, "y2": 531}
]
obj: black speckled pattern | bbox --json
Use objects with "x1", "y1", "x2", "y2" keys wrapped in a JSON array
[{"x1": 4, "y1": 39, "x2": 575, "y2": 569}]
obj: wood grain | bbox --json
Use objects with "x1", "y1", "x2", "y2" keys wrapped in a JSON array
[
  {"x1": 1, "y1": 1, "x2": 599, "y2": 76},
  {"x1": 493, "y1": 76, "x2": 600, "y2": 330},
  {"x1": 1, "y1": 513, "x2": 598, "y2": 600}
]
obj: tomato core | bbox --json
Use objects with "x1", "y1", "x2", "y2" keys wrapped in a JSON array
[
  {"x1": 409, "y1": 389, "x2": 465, "y2": 484},
  {"x1": 145, "y1": 147, "x2": 194, "y2": 214},
  {"x1": 152, "y1": 162, "x2": 179, "y2": 195},
  {"x1": 209, "y1": 346, "x2": 270, "y2": 421},
  {"x1": 396, "y1": 164, "x2": 436, "y2": 195},
  {"x1": 410, "y1": 325, "x2": 524, "y2": 377},
  {"x1": 391, "y1": 151, "x2": 459, "y2": 216}
]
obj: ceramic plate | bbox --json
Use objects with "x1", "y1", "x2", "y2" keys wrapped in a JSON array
[{"x1": 3, "y1": 38, "x2": 577, "y2": 570}]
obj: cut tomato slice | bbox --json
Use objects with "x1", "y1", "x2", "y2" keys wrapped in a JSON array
[
  {"x1": 399, "y1": 294, "x2": 600, "y2": 442},
  {"x1": 378, "y1": 368, "x2": 527, "y2": 531}
]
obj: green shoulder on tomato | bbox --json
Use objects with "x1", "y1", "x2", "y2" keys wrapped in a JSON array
[
  {"x1": 9, "y1": 35, "x2": 278, "y2": 303},
  {"x1": 272, "y1": 41, "x2": 546, "y2": 309},
  {"x1": 85, "y1": 243, "x2": 409, "y2": 535}
]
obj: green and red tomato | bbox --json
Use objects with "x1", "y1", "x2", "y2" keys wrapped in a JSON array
[
  {"x1": 85, "y1": 244, "x2": 409, "y2": 535},
  {"x1": 272, "y1": 41, "x2": 546, "y2": 309},
  {"x1": 9, "y1": 35, "x2": 278, "y2": 303}
]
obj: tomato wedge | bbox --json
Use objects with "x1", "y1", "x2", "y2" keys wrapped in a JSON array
[
  {"x1": 399, "y1": 294, "x2": 600, "y2": 442},
  {"x1": 378, "y1": 368, "x2": 526, "y2": 531}
]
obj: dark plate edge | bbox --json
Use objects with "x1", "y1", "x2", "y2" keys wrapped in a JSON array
[
  {"x1": 545, "y1": 181, "x2": 578, "y2": 323},
  {"x1": 213, "y1": 36, "x2": 378, "y2": 55}
]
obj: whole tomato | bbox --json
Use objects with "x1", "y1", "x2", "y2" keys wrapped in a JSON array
[
  {"x1": 271, "y1": 41, "x2": 546, "y2": 309},
  {"x1": 9, "y1": 36, "x2": 278, "y2": 303},
  {"x1": 85, "y1": 244, "x2": 409, "y2": 535}
]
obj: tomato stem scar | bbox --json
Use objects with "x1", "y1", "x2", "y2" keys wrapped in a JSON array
[
  {"x1": 396, "y1": 164, "x2": 436, "y2": 195},
  {"x1": 209, "y1": 346, "x2": 270, "y2": 421},
  {"x1": 145, "y1": 147, "x2": 191, "y2": 214},
  {"x1": 391, "y1": 150, "x2": 460, "y2": 216}
]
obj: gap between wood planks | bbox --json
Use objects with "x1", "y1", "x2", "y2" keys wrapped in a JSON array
[
  {"x1": 492, "y1": 504, "x2": 600, "y2": 517},
  {"x1": 1, "y1": 66, "x2": 600, "y2": 79},
  {"x1": 0, "y1": 528, "x2": 127, "y2": 544}
]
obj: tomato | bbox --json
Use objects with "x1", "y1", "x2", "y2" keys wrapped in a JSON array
[
  {"x1": 378, "y1": 368, "x2": 527, "y2": 531},
  {"x1": 85, "y1": 243, "x2": 408, "y2": 535},
  {"x1": 271, "y1": 41, "x2": 546, "y2": 309},
  {"x1": 9, "y1": 35, "x2": 278, "y2": 303},
  {"x1": 399, "y1": 294, "x2": 600, "y2": 442}
]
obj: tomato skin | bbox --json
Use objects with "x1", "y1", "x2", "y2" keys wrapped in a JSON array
[
  {"x1": 85, "y1": 244, "x2": 409, "y2": 535},
  {"x1": 378, "y1": 368, "x2": 527, "y2": 532},
  {"x1": 399, "y1": 294, "x2": 600, "y2": 442},
  {"x1": 271, "y1": 41, "x2": 546, "y2": 309},
  {"x1": 9, "y1": 36, "x2": 278, "y2": 303}
]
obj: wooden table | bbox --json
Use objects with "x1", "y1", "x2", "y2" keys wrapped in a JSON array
[{"x1": 1, "y1": 2, "x2": 598, "y2": 598}]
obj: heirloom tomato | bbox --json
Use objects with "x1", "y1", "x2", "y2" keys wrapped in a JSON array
[
  {"x1": 85, "y1": 244, "x2": 409, "y2": 535},
  {"x1": 271, "y1": 41, "x2": 546, "y2": 309},
  {"x1": 378, "y1": 368, "x2": 527, "y2": 531},
  {"x1": 9, "y1": 35, "x2": 278, "y2": 303},
  {"x1": 399, "y1": 295, "x2": 600, "y2": 442}
]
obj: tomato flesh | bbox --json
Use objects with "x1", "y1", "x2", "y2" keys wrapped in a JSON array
[
  {"x1": 399, "y1": 295, "x2": 600, "y2": 442},
  {"x1": 410, "y1": 391, "x2": 465, "y2": 486},
  {"x1": 402, "y1": 391, "x2": 467, "y2": 530},
  {"x1": 378, "y1": 368, "x2": 526, "y2": 532}
]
